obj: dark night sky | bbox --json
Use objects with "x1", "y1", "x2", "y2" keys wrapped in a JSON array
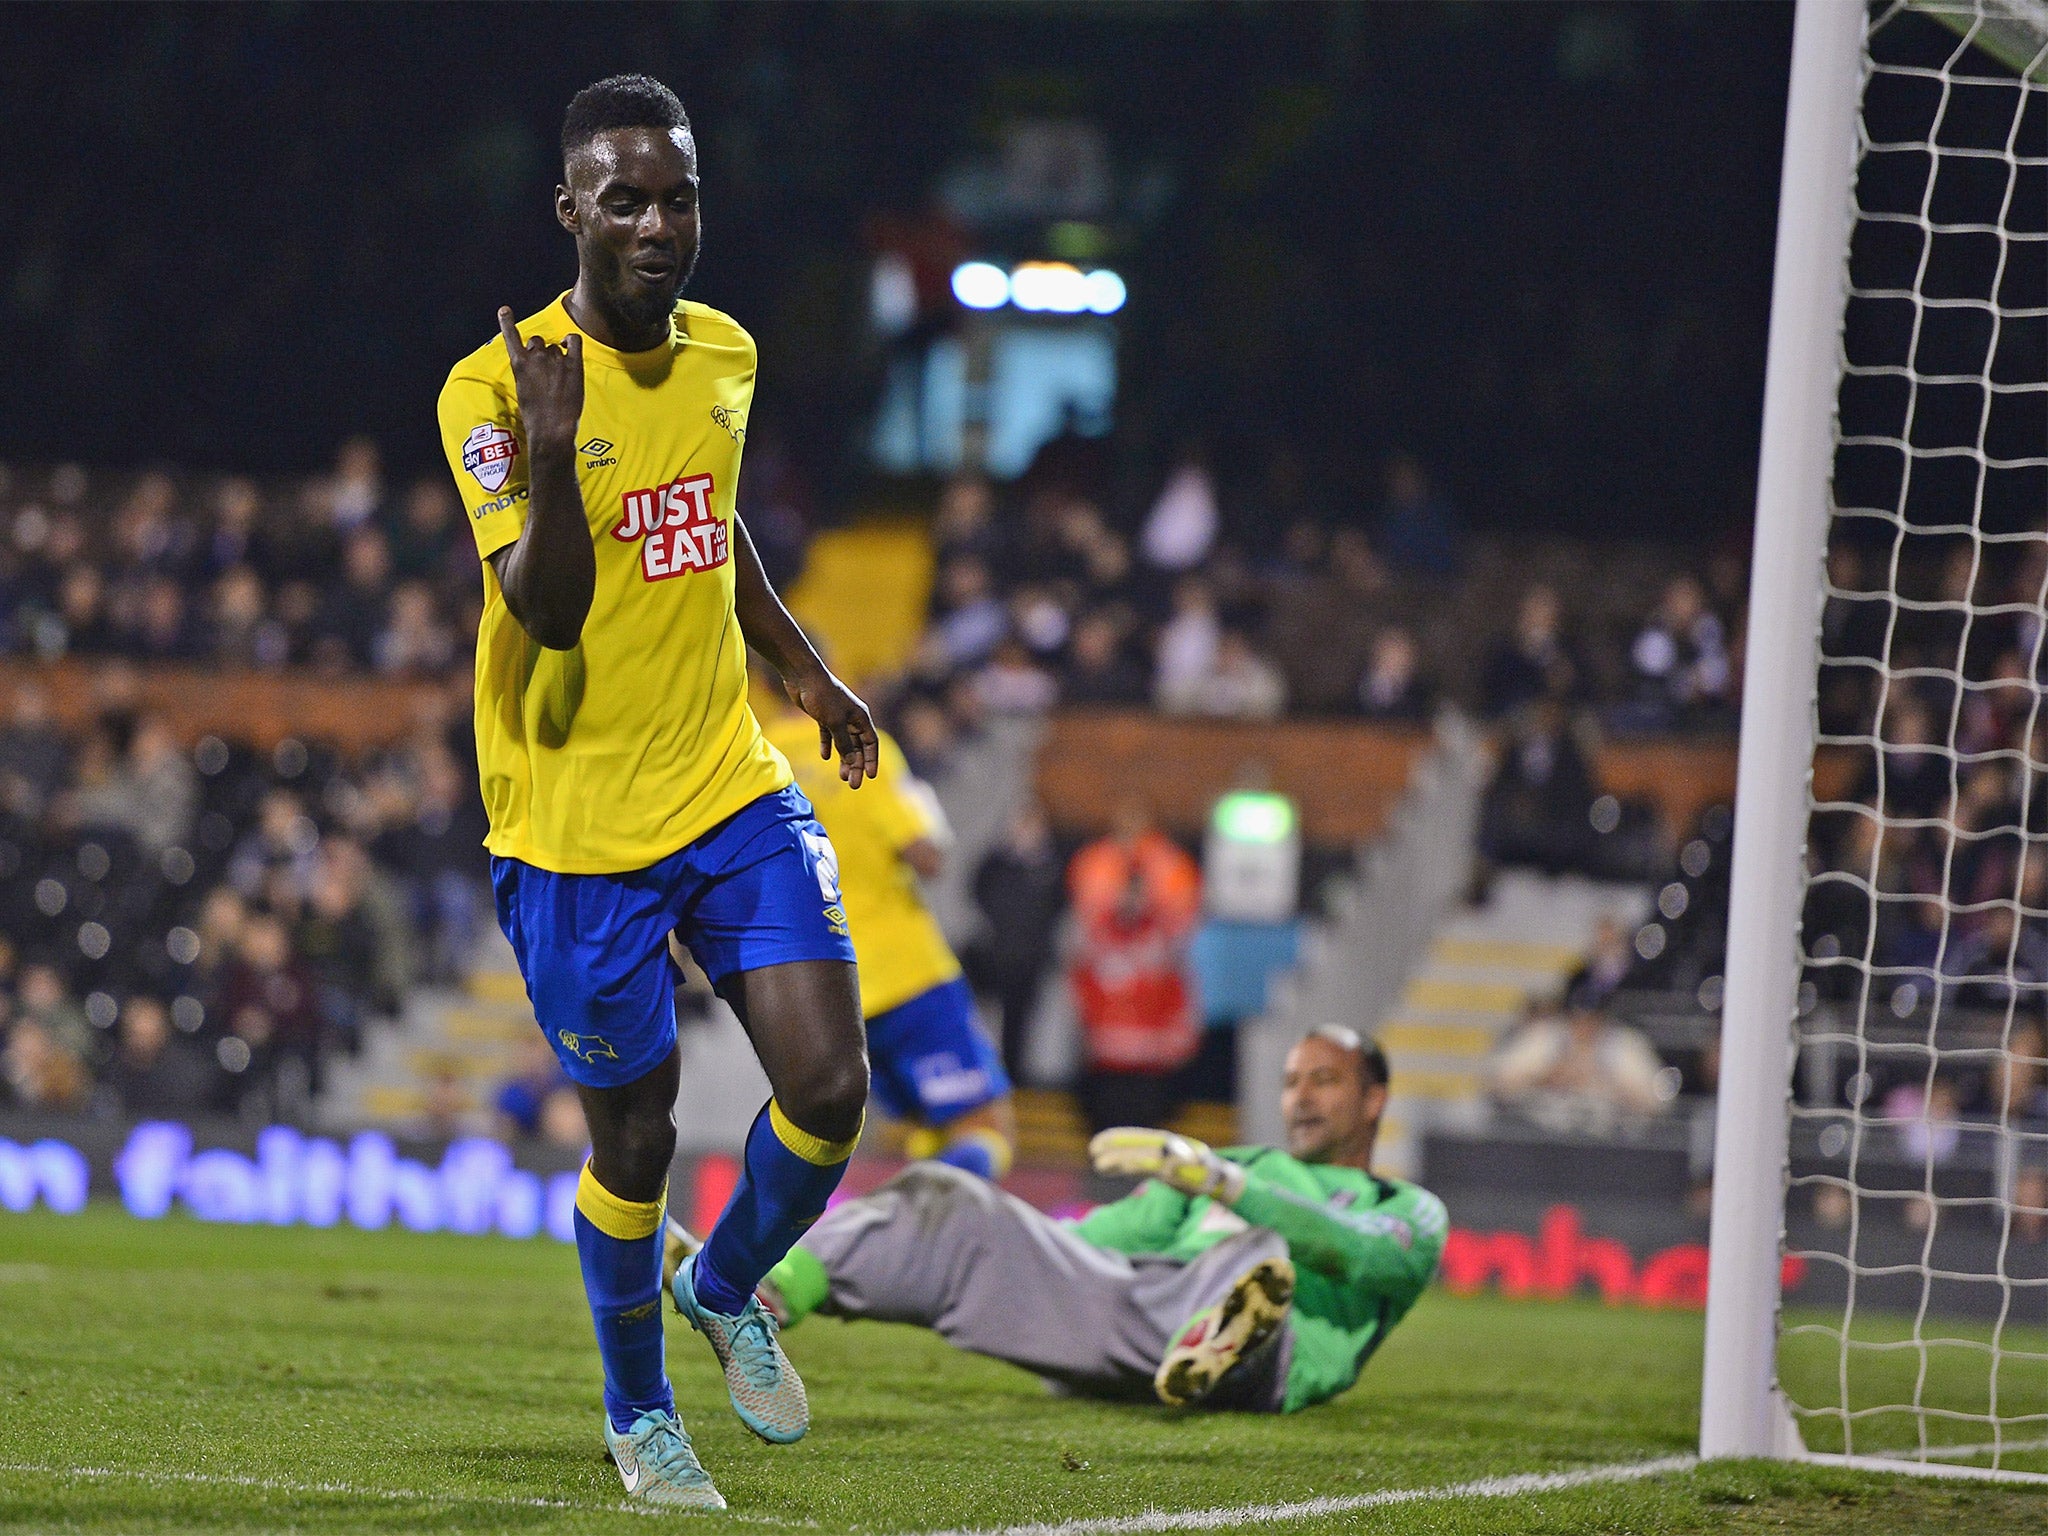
[{"x1": 0, "y1": 2, "x2": 1797, "y2": 538}]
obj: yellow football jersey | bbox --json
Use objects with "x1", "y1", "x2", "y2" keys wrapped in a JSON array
[
  {"x1": 437, "y1": 294, "x2": 790, "y2": 874},
  {"x1": 763, "y1": 715, "x2": 961, "y2": 1016}
]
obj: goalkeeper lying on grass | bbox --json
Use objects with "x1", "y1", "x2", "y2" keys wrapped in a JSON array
[{"x1": 666, "y1": 1026, "x2": 1445, "y2": 1412}]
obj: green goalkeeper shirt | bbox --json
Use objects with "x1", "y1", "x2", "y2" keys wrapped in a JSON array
[{"x1": 1073, "y1": 1148, "x2": 1447, "y2": 1411}]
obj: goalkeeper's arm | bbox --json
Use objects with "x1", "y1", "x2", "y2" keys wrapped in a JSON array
[
  {"x1": 1089, "y1": 1128, "x2": 1432, "y2": 1290},
  {"x1": 1224, "y1": 1155, "x2": 1432, "y2": 1291}
]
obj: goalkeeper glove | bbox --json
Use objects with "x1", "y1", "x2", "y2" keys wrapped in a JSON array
[{"x1": 1088, "y1": 1127, "x2": 1245, "y2": 1203}]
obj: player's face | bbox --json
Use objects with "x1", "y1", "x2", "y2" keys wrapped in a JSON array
[
  {"x1": 1281, "y1": 1037, "x2": 1383, "y2": 1164},
  {"x1": 559, "y1": 126, "x2": 702, "y2": 337}
]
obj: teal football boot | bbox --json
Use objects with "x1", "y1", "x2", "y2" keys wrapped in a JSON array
[
  {"x1": 671, "y1": 1249, "x2": 810, "y2": 1444},
  {"x1": 602, "y1": 1408, "x2": 725, "y2": 1510}
]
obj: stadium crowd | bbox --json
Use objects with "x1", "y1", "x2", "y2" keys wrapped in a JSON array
[{"x1": 0, "y1": 660, "x2": 488, "y2": 1125}]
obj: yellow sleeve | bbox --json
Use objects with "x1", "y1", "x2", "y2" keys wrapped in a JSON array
[
  {"x1": 868, "y1": 734, "x2": 939, "y2": 852},
  {"x1": 437, "y1": 364, "x2": 529, "y2": 562}
]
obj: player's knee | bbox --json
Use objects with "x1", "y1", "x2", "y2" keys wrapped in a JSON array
[
  {"x1": 601, "y1": 1110, "x2": 677, "y2": 1194},
  {"x1": 782, "y1": 1058, "x2": 869, "y2": 1147}
]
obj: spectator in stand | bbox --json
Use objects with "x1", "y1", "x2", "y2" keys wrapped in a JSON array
[
  {"x1": 222, "y1": 909, "x2": 327, "y2": 1120},
  {"x1": 974, "y1": 637, "x2": 1058, "y2": 716},
  {"x1": 1479, "y1": 698, "x2": 1600, "y2": 876},
  {"x1": 229, "y1": 789, "x2": 320, "y2": 901},
  {"x1": 1490, "y1": 987, "x2": 1671, "y2": 1135},
  {"x1": 1565, "y1": 916, "x2": 1635, "y2": 1009},
  {"x1": 1623, "y1": 575, "x2": 1732, "y2": 731},
  {"x1": 65, "y1": 712, "x2": 197, "y2": 855},
  {"x1": 1007, "y1": 584, "x2": 1072, "y2": 666},
  {"x1": 495, "y1": 1032, "x2": 570, "y2": 1140},
  {"x1": 921, "y1": 552, "x2": 1008, "y2": 673},
  {"x1": 294, "y1": 837, "x2": 398, "y2": 1051},
  {"x1": 374, "y1": 581, "x2": 455, "y2": 677},
  {"x1": 1857, "y1": 692, "x2": 1951, "y2": 822},
  {"x1": 366, "y1": 740, "x2": 487, "y2": 980},
  {"x1": 893, "y1": 694, "x2": 957, "y2": 782},
  {"x1": 1140, "y1": 447, "x2": 1219, "y2": 574},
  {"x1": 126, "y1": 575, "x2": 199, "y2": 662},
  {"x1": 1373, "y1": 453, "x2": 1461, "y2": 577},
  {"x1": 383, "y1": 477, "x2": 462, "y2": 586},
  {"x1": 56, "y1": 564, "x2": 116, "y2": 655},
  {"x1": 205, "y1": 565, "x2": 289, "y2": 670},
  {"x1": 1061, "y1": 606, "x2": 1150, "y2": 707},
  {"x1": 0, "y1": 681, "x2": 70, "y2": 819},
  {"x1": 17, "y1": 962, "x2": 93, "y2": 1064},
  {"x1": 328, "y1": 435, "x2": 385, "y2": 533},
  {"x1": 1991, "y1": 1019, "x2": 2047, "y2": 1244},
  {"x1": 102, "y1": 994, "x2": 216, "y2": 1115},
  {"x1": 1356, "y1": 626, "x2": 1433, "y2": 722},
  {"x1": 2, "y1": 1017, "x2": 90, "y2": 1111},
  {"x1": 200, "y1": 477, "x2": 270, "y2": 582},
  {"x1": 967, "y1": 801, "x2": 1066, "y2": 1084},
  {"x1": 1152, "y1": 574, "x2": 1220, "y2": 710},
  {"x1": 1267, "y1": 528, "x2": 1386, "y2": 716},
  {"x1": 1160, "y1": 627, "x2": 1287, "y2": 720},
  {"x1": 1066, "y1": 800, "x2": 1202, "y2": 1133},
  {"x1": 1481, "y1": 585, "x2": 1583, "y2": 719},
  {"x1": 932, "y1": 473, "x2": 1004, "y2": 571},
  {"x1": 312, "y1": 527, "x2": 395, "y2": 672}
]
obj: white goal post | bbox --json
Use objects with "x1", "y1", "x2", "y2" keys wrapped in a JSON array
[{"x1": 1703, "y1": 0, "x2": 2048, "y2": 1479}]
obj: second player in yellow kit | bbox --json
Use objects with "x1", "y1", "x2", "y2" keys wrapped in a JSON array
[{"x1": 765, "y1": 710, "x2": 1015, "y2": 1179}]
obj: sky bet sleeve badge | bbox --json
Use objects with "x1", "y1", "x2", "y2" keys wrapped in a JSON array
[{"x1": 462, "y1": 423, "x2": 520, "y2": 492}]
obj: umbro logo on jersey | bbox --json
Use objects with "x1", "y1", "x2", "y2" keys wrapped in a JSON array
[
  {"x1": 581, "y1": 436, "x2": 618, "y2": 468},
  {"x1": 582, "y1": 437, "x2": 613, "y2": 455}
]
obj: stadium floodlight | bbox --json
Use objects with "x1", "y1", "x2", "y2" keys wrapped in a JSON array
[
  {"x1": 950, "y1": 261, "x2": 1010, "y2": 310},
  {"x1": 1703, "y1": 0, "x2": 2048, "y2": 1483},
  {"x1": 1083, "y1": 269, "x2": 1128, "y2": 314},
  {"x1": 1008, "y1": 261, "x2": 1089, "y2": 313}
]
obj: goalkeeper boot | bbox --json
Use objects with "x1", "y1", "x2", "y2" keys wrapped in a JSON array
[
  {"x1": 671, "y1": 1248, "x2": 809, "y2": 1444},
  {"x1": 663, "y1": 1217, "x2": 792, "y2": 1326},
  {"x1": 1154, "y1": 1256, "x2": 1296, "y2": 1408},
  {"x1": 602, "y1": 1408, "x2": 726, "y2": 1511}
]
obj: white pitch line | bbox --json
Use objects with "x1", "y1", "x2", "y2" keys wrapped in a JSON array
[
  {"x1": 913, "y1": 1455, "x2": 1701, "y2": 1536},
  {"x1": 0, "y1": 1460, "x2": 805, "y2": 1524}
]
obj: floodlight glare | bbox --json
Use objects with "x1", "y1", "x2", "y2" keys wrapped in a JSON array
[
  {"x1": 1009, "y1": 261, "x2": 1088, "y2": 314},
  {"x1": 950, "y1": 262, "x2": 1010, "y2": 310},
  {"x1": 1083, "y1": 269, "x2": 1127, "y2": 314}
]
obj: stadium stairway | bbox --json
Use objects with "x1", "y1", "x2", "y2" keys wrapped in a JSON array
[
  {"x1": 316, "y1": 927, "x2": 535, "y2": 1135},
  {"x1": 1373, "y1": 870, "x2": 1651, "y2": 1150}
]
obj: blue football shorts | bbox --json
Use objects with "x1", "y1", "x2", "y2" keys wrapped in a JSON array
[
  {"x1": 491, "y1": 785, "x2": 857, "y2": 1088},
  {"x1": 865, "y1": 975, "x2": 1012, "y2": 1126}
]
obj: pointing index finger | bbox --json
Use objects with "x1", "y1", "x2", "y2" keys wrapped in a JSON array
[{"x1": 497, "y1": 307, "x2": 524, "y2": 362}]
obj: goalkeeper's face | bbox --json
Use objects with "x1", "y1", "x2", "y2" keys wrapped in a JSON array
[{"x1": 1281, "y1": 1036, "x2": 1384, "y2": 1166}]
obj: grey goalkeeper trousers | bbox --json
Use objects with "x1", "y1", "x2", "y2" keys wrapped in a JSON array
[{"x1": 799, "y1": 1161, "x2": 1291, "y2": 1410}]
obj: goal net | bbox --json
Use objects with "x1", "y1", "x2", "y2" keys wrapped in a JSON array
[{"x1": 1727, "y1": 0, "x2": 2048, "y2": 1478}]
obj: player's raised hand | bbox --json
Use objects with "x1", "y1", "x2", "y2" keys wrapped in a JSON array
[
  {"x1": 782, "y1": 663, "x2": 881, "y2": 789},
  {"x1": 497, "y1": 307, "x2": 584, "y2": 454},
  {"x1": 1088, "y1": 1128, "x2": 1246, "y2": 1202}
]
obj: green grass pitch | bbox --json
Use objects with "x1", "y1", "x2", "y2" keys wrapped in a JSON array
[{"x1": 2, "y1": 1205, "x2": 2045, "y2": 1534}]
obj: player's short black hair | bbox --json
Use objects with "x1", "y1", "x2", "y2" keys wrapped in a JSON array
[
  {"x1": 1306, "y1": 1024, "x2": 1390, "y2": 1091},
  {"x1": 561, "y1": 73, "x2": 691, "y2": 162}
]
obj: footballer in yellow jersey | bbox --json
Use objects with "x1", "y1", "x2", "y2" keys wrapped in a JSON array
[
  {"x1": 437, "y1": 74, "x2": 874, "y2": 1509},
  {"x1": 763, "y1": 707, "x2": 1014, "y2": 1181}
]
